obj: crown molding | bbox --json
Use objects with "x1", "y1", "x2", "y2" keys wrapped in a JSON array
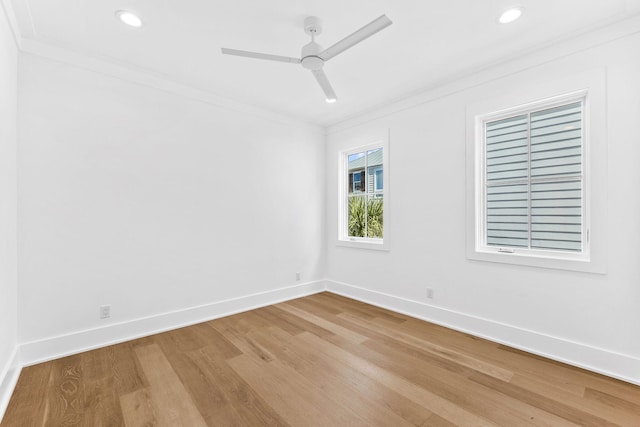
[
  {"x1": 18, "y1": 38, "x2": 326, "y2": 135},
  {"x1": 7, "y1": 3, "x2": 640, "y2": 136},
  {"x1": 5, "y1": 1, "x2": 325, "y2": 134},
  {"x1": 326, "y1": 13, "x2": 640, "y2": 134}
]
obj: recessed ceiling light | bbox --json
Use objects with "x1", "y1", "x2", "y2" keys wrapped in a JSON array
[
  {"x1": 116, "y1": 10, "x2": 143, "y2": 28},
  {"x1": 498, "y1": 7, "x2": 524, "y2": 24},
  {"x1": 326, "y1": 97, "x2": 337, "y2": 104}
]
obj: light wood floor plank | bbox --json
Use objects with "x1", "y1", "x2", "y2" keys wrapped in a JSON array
[
  {"x1": 152, "y1": 331, "x2": 245, "y2": 426},
  {"x1": 2, "y1": 362, "x2": 51, "y2": 425},
  {"x1": 358, "y1": 334, "x2": 578, "y2": 426},
  {"x1": 510, "y1": 373, "x2": 640, "y2": 425},
  {"x1": 120, "y1": 388, "x2": 158, "y2": 427},
  {"x1": 133, "y1": 344, "x2": 207, "y2": 427},
  {"x1": 276, "y1": 302, "x2": 369, "y2": 343},
  {"x1": 46, "y1": 354, "x2": 85, "y2": 426},
  {"x1": 227, "y1": 354, "x2": 366, "y2": 426},
  {"x1": 81, "y1": 346, "x2": 127, "y2": 427},
  {"x1": 248, "y1": 325, "x2": 419, "y2": 426},
  {"x1": 339, "y1": 311, "x2": 515, "y2": 382},
  {"x1": 108, "y1": 342, "x2": 149, "y2": 397},
  {"x1": 297, "y1": 331, "x2": 502, "y2": 426},
  {"x1": 188, "y1": 347, "x2": 290, "y2": 426},
  {"x1": 2, "y1": 292, "x2": 639, "y2": 426},
  {"x1": 208, "y1": 315, "x2": 277, "y2": 362}
]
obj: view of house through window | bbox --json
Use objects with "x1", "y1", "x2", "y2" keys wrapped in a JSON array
[
  {"x1": 347, "y1": 147, "x2": 384, "y2": 238},
  {"x1": 483, "y1": 99, "x2": 585, "y2": 254}
]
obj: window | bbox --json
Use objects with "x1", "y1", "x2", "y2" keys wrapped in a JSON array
[
  {"x1": 349, "y1": 170, "x2": 365, "y2": 193},
  {"x1": 484, "y1": 100, "x2": 585, "y2": 254},
  {"x1": 466, "y1": 71, "x2": 607, "y2": 273},
  {"x1": 338, "y1": 140, "x2": 389, "y2": 250},
  {"x1": 470, "y1": 90, "x2": 600, "y2": 267}
]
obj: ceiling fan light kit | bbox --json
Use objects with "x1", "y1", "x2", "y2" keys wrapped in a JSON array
[
  {"x1": 221, "y1": 14, "x2": 392, "y2": 103},
  {"x1": 115, "y1": 10, "x2": 143, "y2": 28},
  {"x1": 499, "y1": 7, "x2": 524, "y2": 24}
]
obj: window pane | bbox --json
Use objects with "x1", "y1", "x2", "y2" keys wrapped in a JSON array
[
  {"x1": 530, "y1": 102, "x2": 582, "y2": 180},
  {"x1": 375, "y1": 169, "x2": 383, "y2": 191},
  {"x1": 348, "y1": 196, "x2": 367, "y2": 238},
  {"x1": 348, "y1": 152, "x2": 366, "y2": 164},
  {"x1": 531, "y1": 180, "x2": 582, "y2": 251},
  {"x1": 348, "y1": 152, "x2": 366, "y2": 195},
  {"x1": 486, "y1": 183, "x2": 529, "y2": 248},
  {"x1": 344, "y1": 145, "x2": 385, "y2": 243},
  {"x1": 486, "y1": 115, "x2": 528, "y2": 183},
  {"x1": 367, "y1": 195, "x2": 383, "y2": 238},
  {"x1": 366, "y1": 148, "x2": 383, "y2": 195},
  {"x1": 483, "y1": 100, "x2": 584, "y2": 254},
  {"x1": 367, "y1": 148, "x2": 382, "y2": 159}
]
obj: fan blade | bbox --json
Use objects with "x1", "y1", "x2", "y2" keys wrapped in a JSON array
[
  {"x1": 319, "y1": 15, "x2": 392, "y2": 61},
  {"x1": 221, "y1": 48, "x2": 301, "y2": 64},
  {"x1": 311, "y1": 69, "x2": 337, "y2": 102}
]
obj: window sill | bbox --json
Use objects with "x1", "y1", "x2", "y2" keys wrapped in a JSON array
[
  {"x1": 337, "y1": 238, "x2": 389, "y2": 251},
  {"x1": 467, "y1": 247, "x2": 605, "y2": 274}
]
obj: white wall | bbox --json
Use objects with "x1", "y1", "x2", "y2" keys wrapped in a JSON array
[
  {"x1": 325, "y1": 32, "x2": 640, "y2": 382},
  {"x1": 7, "y1": 9, "x2": 640, "y2": 391},
  {"x1": 0, "y1": 0, "x2": 19, "y2": 416},
  {"x1": 17, "y1": 54, "x2": 325, "y2": 357}
]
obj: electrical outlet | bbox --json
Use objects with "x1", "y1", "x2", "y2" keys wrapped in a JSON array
[
  {"x1": 100, "y1": 305, "x2": 111, "y2": 319},
  {"x1": 426, "y1": 288, "x2": 434, "y2": 299},
  {"x1": 296, "y1": 272, "x2": 301, "y2": 281}
]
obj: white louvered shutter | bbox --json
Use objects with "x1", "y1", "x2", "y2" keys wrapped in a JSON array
[{"x1": 485, "y1": 101, "x2": 583, "y2": 252}]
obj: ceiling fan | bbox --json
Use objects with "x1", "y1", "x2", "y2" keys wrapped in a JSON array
[{"x1": 221, "y1": 15, "x2": 392, "y2": 103}]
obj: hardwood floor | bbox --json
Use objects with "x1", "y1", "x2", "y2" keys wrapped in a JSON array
[{"x1": 3, "y1": 292, "x2": 639, "y2": 426}]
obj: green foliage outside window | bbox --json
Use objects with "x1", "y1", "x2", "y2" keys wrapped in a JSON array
[{"x1": 348, "y1": 197, "x2": 383, "y2": 238}]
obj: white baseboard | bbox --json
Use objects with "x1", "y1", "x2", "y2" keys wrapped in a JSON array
[
  {"x1": 0, "y1": 346, "x2": 21, "y2": 423},
  {"x1": 326, "y1": 280, "x2": 640, "y2": 386},
  {"x1": 19, "y1": 280, "x2": 326, "y2": 367}
]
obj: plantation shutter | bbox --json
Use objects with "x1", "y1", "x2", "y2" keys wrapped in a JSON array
[
  {"x1": 360, "y1": 171, "x2": 366, "y2": 192},
  {"x1": 486, "y1": 114, "x2": 529, "y2": 248},
  {"x1": 485, "y1": 101, "x2": 583, "y2": 252}
]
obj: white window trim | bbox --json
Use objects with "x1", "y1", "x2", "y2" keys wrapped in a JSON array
[
  {"x1": 337, "y1": 139, "x2": 390, "y2": 251},
  {"x1": 465, "y1": 68, "x2": 607, "y2": 273}
]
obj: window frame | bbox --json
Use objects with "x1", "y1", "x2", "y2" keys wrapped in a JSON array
[
  {"x1": 338, "y1": 140, "x2": 390, "y2": 251},
  {"x1": 465, "y1": 68, "x2": 607, "y2": 274},
  {"x1": 476, "y1": 92, "x2": 589, "y2": 262}
]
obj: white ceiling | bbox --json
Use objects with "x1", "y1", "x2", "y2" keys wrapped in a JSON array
[{"x1": 8, "y1": 0, "x2": 640, "y2": 126}]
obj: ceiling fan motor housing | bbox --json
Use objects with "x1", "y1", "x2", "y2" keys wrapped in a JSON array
[
  {"x1": 301, "y1": 41, "x2": 324, "y2": 70},
  {"x1": 301, "y1": 17, "x2": 324, "y2": 70}
]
